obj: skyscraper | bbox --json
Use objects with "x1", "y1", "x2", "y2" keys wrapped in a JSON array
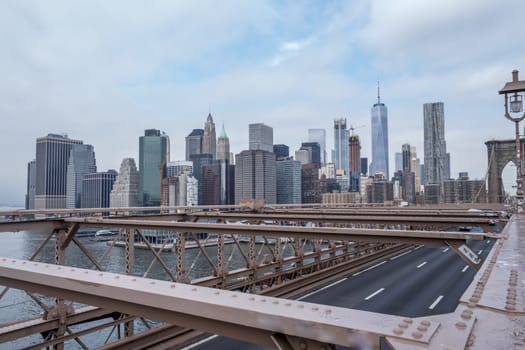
[
  {"x1": 216, "y1": 124, "x2": 230, "y2": 162},
  {"x1": 185, "y1": 129, "x2": 204, "y2": 161},
  {"x1": 81, "y1": 170, "x2": 117, "y2": 208},
  {"x1": 202, "y1": 113, "x2": 216, "y2": 158},
  {"x1": 25, "y1": 160, "x2": 36, "y2": 209},
  {"x1": 139, "y1": 129, "x2": 169, "y2": 206},
  {"x1": 301, "y1": 163, "x2": 321, "y2": 203},
  {"x1": 349, "y1": 135, "x2": 361, "y2": 192},
  {"x1": 66, "y1": 144, "x2": 97, "y2": 208},
  {"x1": 333, "y1": 118, "x2": 349, "y2": 175},
  {"x1": 300, "y1": 142, "x2": 321, "y2": 165},
  {"x1": 273, "y1": 144, "x2": 289, "y2": 160},
  {"x1": 308, "y1": 129, "x2": 326, "y2": 164},
  {"x1": 249, "y1": 123, "x2": 273, "y2": 152},
  {"x1": 110, "y1": 158, "x2": 139, "y2": 208},
  {"x1": 34, "y1": 134, "x2": 83, "y2": 209},
  {"x1": 276, "y1": 159, "x2": 301, "y2": 204},
  {"x1": 370, "y1": 84, "x2": 389, "y2": 178},
  {"x1": 401, "y1": 144, "x2": 416, "y2": 204},
  {"x1": 423, "y1": 102, "x2": 448, "y2": 199},
  {"x1": 235, "y1": 150, "x2": 276, "y2": 204}
]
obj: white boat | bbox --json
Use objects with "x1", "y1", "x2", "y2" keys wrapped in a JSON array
[{"x1": 91, "y1": 229, "x2": 117, "y2": 241}]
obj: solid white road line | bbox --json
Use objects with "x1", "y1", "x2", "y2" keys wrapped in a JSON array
[
  {"x1": 352, "y1": 261, "x2": 387, "y2": 276},
  {"x1": 462, "y1": 265, "x2": 469, "y2": 273},
  {"x1": 180, "y1": 335, "x2": 219, "y2": 350},
  {"x1": 414, "y1": 245, "x2": 423, "y2": 250},
  {"x1": 390, "y1": 250, "x2": 412, "y2": 260},
  {"x1": 365, "y1": 288, "x2": 385, "y2": 300},
  {"x1": 442, "y1": 247, "x2": 449, "y2": 253},
  {"x1": 429, "y1": 295, "x2": 444, "y2": 310},
  {"x1": 417, "y1": 261, "x2": 427, "y2": 269},
  {"x1": 297, "y1": 278, "x2": 348, "y2": 301}
]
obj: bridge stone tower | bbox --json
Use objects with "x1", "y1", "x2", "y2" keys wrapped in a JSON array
[{"x1": 486, "y1": 139, "x2": 525, "y2": 203}]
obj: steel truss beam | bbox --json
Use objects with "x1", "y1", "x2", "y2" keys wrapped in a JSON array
[{"x1": 0, "y1": 258, "x2": 441, "y2": 349}]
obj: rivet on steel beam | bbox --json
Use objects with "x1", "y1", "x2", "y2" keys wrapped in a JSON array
[
  {"x1": 261, "y1": 299, "x2": 267, "y2": 303},
  {"x1": 115, "y1": 276, "x2": 120, "y2": 279},
  {"x1": 403, "y1": 318, "x2": 413, "y2": 324},
  {"x1": 420, "y1": 320, "x2": 431, "y2": 327},
  {"x1": 417, "y1": 325, "x2": 428, "y2": 332},
  {"x1": 297, "y1": 304, "x2": 304, "y2": 308},
  {"x1": 285, "y1": 303, "x2": 291, "y2": 307},
  {"x1": 11, "y1": 260, "x2": 16, "y2": 263},
  {"x1": 170, "y1": 284, "x2": 176, "y2": 288},
  {"x1": 398, "y1": 323, "x2": 408, "y2": 329},
  {"x1": 272, "y1": 300, "x2": 278, "y2": 304},
  {"x1": 393, "y1": 328, "x2": 404, "y2": 335},
  {"x1": 98, "y1": 273, "x2": 103, "y2": 276},
  {"x1": 249, "y1": 297, "x2": 255, "y2": 301},
  {"x1": 22, "y1": 261, "x2": 26, "y2": 264},
  {"x1": 84, "y1": 271, "x2": 88, "y2": 274},
  {"x1": 191, "y1": 287, "x2": 196, "y2": 291},
  {"x1": 505, "y1": 304, "x2": 516, "y2": 311},
  {"x1": 214, "y1": 291, "x2": 220, "y2": 295},
  {"x1": 455, "y1": 321, "x2": 467, "y2": 330},
  {"x1": 325, "y1": 309, "x2": 332, "y2": 314},
  {"x1": 151, "y1": 281, "x2": 156, "y2": 285},
  {"x1": 70, "y1": 268, "x2": 74, "y2": 272},
  {"x1": 412, "y1": 331, "x2": 423, "y2": 339},
  {"x1": 232, "y1": 294, "x2": 238, "y2": 298},
  {"x1": 132, "y1": 278, "x2": 136, "y2": 282}
]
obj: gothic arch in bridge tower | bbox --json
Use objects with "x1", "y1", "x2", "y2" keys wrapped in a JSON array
[{"x1": 485, "y1": 139, "x2": 525, "y2": 203}]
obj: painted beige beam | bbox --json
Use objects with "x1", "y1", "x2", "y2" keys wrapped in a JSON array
[{"x1": 0, "y1": 258, "x2": 439, "y2": 348}]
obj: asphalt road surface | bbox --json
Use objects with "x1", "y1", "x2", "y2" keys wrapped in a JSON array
[{"x1": 184, "y1": 235, "x2": 495, "y2": 350}]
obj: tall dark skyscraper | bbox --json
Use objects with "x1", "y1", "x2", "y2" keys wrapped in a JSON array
[
  {"x1": 235, "y1": 150, "x2": 276, "y2": 204},
  {"x1": 276, "y1": 159, "x2": 301, "y2": 204},
  {"x1": 308, "y1": 129, "x2": 326, "y2": 164},
  {"x1": 185, "y1": 129, "x2": 204, "y2": 161},
  {"x1": 34, "y1": 134, "x2": 83, "y2": 209},
  {"x1": 423, "y1": 102, "x2": 448, "y2": 199},
  {"x1": 370, "y1": 83, "x2": 389, "y2": 178},
  {"x1": 300, "y1": 142, "x2": 321, "y2": 166},
  {"x1": 139, "y1": 129, "x2": 169, "y2": 206},
  {"x1": 273, "y1": 144, "x2": 289, "y2": 160},
  {"x1": 81, "y1": 170, "x2": 117, "y2": 208},
  {"x1": 202, "y1": 113, "x2": 216, "y2": 159}
]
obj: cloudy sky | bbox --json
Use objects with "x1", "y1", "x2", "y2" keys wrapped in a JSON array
[{"x1": 1, "y1": 0, "x2": 524, "y2": 206}]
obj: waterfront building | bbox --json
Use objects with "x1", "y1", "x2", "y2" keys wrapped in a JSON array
[
  {"x1": 185, "y1": 129, "x2": 204, "y2": 161},
  {"x1": 202, "y1": 113, "x2": 216, "y2": 159},
  {"x1": 34, "y1": 133, "x2": 83, "y2": 209},
  {"x1": 249, "y1": 123, "x2": 273, "y2": 152},
  {"x1": 349, "y1": 135, "x2": 361, "y2": 192},
  {"x1": 443, "y1": 173, "x2": 487, "y2": 204},
  {"x1": 333, "y1": 118, "x2": 349, "y2": 175},
  {"x1": 138, "y1": 129, "x2": 169, "y2": 207},
  {"x1": 276, "y1": 159, "x2": 301, "y2": 204},
  {"x1": 301, "y1": 163, "x2": 321, "y2": 203},
  {"x1": 235, "y1": 149, "x2": 276, "y2": 204},
  {"x1": 110, "y1": 158, "x2": 139, "y2": 208},
  {"x1": 66, "y1": 144, "x2": 97, "y2": 208},
  {"x1": 81, "y1": 170, "x2": 117, "y2": 208},
  {"x1": 166, "y1": 160, "x2": 193, "y2": 177},
  {"x1": 308, "y1": 129, "x2": 326, "y2": 164},
  {"x1": 25, "y1": 160, "x2": 36, "y2": 209},
  {"x1": 165, "y1": 174, "x2": 199, "y2": 206},
  {"x1": 216, "y1": 124, "x2": 230, "y2": 162},
  {"x1": 366, "y1": 179, "x2": 393, "y2": 205},
  {"x1": 424, "y1": 183, "x2": 440, "y2": 205},
  {"x1": 300, "y1": 142, "x2": 321, "y2": 166},
  {"x1": 370, "y1": 84, "x2": 389, "y2": 178},
  {"x1": 273, "y1": 144, "x2": 289, "y2": 161}
]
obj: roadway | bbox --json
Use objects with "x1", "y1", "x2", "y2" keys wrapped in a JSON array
[{"x1": 185, "y1": 235, "x2": 495, "y2": 350}]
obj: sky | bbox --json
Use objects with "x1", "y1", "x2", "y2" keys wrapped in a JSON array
[{"x1": 1, "y1": 0, "x2": 524, "y2": 206}]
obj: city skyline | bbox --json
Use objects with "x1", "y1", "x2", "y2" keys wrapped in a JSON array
[{"x1": 1, "y1": 1, "x2": 524, "y2": 205}]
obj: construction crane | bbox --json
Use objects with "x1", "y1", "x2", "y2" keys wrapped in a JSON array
[{"x1": 349, "y1": 124, "x2": 366, "y2": 136}]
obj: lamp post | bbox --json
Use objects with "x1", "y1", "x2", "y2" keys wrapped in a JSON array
[{"x1": 499, "y1": 70, "x2": 525, "y2": 211}]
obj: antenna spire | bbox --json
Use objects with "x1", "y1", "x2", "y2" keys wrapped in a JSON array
[{"x1": 377, "y1": 80, "x2": 381, "y2": 104}]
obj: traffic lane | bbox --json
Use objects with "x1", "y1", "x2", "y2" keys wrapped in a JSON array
[{"x1": 187, "y1": 239, "x2": 495, "y2": 349}]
